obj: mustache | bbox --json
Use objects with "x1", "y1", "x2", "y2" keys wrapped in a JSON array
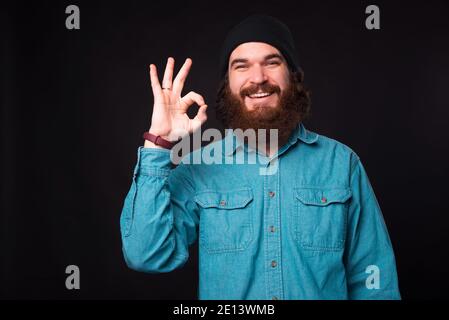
[{"x1": 240, "y1": 82, "x2": 281, "y2": 98}]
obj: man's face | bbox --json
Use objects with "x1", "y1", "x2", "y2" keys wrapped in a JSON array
[
  {"x1": 228, "y1": 42, "x2": 290, "y2": 112},
  {"x1": 217, "y1": 41, "x2": 307, "y2": 149}
]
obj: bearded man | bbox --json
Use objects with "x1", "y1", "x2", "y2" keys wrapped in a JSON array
[{"x1": 120, "y1": 14, "x2": 401, "y2": 300}]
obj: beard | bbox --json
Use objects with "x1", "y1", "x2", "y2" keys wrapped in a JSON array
[{"x1": 217, "y1": 73, "x2": 304, "y2": 151}]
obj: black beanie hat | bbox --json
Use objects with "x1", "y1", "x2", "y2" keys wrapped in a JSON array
[{"x1": 219, "y1": 14, "x2": 302, "y2": 79}]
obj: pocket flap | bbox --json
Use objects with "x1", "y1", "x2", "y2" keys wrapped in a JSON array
[
  {"x1": 295, "y1": 187, "x2": 352, "y2": 206},
  {"x1": 194, "y1": 188, "x2": 253, "y2": 209}
]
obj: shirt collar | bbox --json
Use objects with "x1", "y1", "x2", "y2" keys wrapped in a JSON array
[{"x1": 222, "y1": 123, "x2": 319, "y2": 156}]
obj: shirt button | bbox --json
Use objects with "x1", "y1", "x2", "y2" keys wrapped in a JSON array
[
  {"x1": 321, "y1": 197, "x2": 327, "y2": 203},
  {"x1": 269, "y1": 226, "x2": 276, "y2": 233},
  {"x1": 268, "y1": 191, "x2": 275, "y2": 198},
  {"x1": 271, "y1": 260, "x2": 277, "y2": 268},
  {"x1": 219, "y1": 200, "x2": 226, "y2": 206}
]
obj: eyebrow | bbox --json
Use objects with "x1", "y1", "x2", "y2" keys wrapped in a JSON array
[{"x1": 230, "y1": 53, "x2": 284, "y2": 68}]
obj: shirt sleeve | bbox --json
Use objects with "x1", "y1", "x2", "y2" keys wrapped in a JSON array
[
  {"x1": 119, "y1": 146, "x2": 199, "y2": 273},
  {"x1": 344, "y1": 155, "x2": 401, "y2": 299}
]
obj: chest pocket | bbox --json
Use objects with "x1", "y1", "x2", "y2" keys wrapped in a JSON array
[
  {"x1": 194, "y1": 187, "x2": 254, "y2": 254},
  {"x1": 294, "y1": 187, "x2": 352, "y2": 251}
]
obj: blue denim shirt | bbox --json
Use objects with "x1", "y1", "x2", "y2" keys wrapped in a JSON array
[{"x1": 120, "y1": 124, "x2": 401, "y2": 300}]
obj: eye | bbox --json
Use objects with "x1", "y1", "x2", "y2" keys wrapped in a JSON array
[
  {"x1": 267, "y1": 60, "x2": 280, "y2": 66},
  {"x1": 235, "y1": 65, "x2": 247, "y2": 70}
]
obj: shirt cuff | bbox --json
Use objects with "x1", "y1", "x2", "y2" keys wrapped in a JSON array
[{"x1": 133, "y1": 146, "x2": 173, "y2": 177}]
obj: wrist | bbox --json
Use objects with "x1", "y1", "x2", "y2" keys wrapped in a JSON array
[
  {"x1": 143, "y1": 131, "x2": 177, "y2": 150},
  {"x1": 148, "y1": 128, "x2": 173, "y2": 142},
  {"x1": 143, "y1": 139, "x2": 163, "y2": 149}
]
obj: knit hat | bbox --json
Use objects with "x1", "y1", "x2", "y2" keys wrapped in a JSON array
[{"x1": 219, "y1": 14, "x2": 302, "y2": 79}]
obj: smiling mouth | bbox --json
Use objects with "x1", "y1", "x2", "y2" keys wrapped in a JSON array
[{"x1": 247, "y1": 92, "x2": 274, "y2": 99}]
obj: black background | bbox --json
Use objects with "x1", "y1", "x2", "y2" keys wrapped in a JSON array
[{"x1": 1, "y1": 0, "x2": 448, "y2": 300}]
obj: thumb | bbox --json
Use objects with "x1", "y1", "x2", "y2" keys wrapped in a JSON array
[{"x1": 191, "y1": 104, "x2": 208, "y2": 131}]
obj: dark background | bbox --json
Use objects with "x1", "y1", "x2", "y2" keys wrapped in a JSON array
[{"x1": 1, "y1": 0, "x2": 448, "y2": 299}]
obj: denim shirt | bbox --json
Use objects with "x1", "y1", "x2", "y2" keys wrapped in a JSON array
[{"x1": 120, "y1": 124, "x2": 401, "y2": 300}]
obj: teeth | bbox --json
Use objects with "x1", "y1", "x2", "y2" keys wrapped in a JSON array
[{"x1": 249, "y1": 92, "x2": 271, "y2": 98}]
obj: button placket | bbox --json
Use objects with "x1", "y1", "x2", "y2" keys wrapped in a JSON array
[{"x1": 263, "y1": 162, "x2": 283, "y2": 300}]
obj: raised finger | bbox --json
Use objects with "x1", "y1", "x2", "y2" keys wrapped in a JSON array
[
  {"x1": 149, "y1": 64, "x2": 162, "y2": 98},
  {"x1": 172, "y1": 58, "x2": 192, "y2": 96},
  {"x1": 162, "y1": 57, "x2": 174, "y2": 89}
]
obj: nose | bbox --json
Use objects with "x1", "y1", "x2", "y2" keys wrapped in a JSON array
[{"x1": 248, "y1": 65, "x2": 268, "y2": 84}]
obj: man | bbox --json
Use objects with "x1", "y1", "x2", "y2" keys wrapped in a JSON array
[{"x1": 120, "y1": 14, "x2": 401, "y2": 299}]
